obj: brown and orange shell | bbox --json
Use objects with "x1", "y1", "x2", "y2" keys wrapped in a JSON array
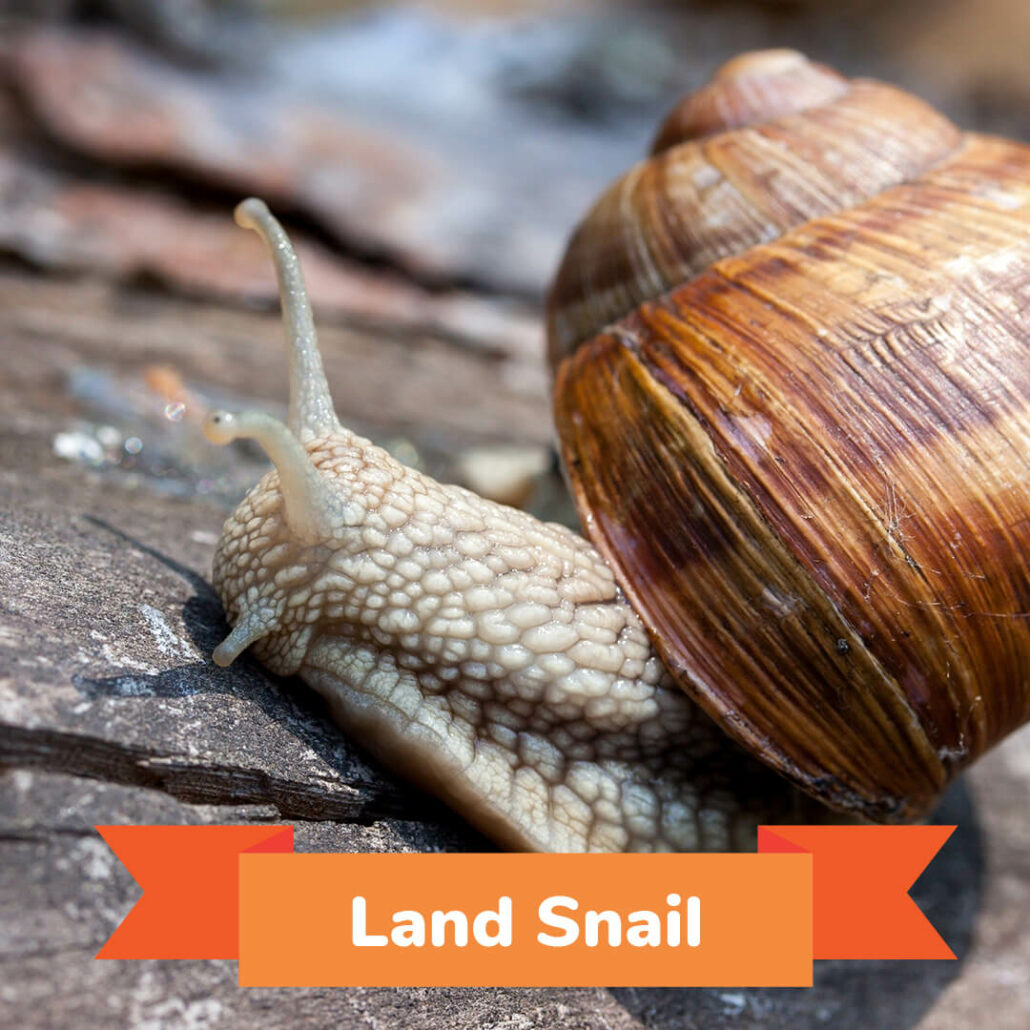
[{"x1": 547, "y1": 49, "x2": 1030, "y2": 823}]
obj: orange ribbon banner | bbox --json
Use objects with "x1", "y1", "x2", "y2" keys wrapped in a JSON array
[{"x1": 96, "y1": 824, "x2": 954, "y2": 987}]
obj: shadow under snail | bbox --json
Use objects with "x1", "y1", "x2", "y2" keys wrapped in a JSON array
[{"x1": 201, "y1": 50, "x2": 1030, "y2": 853}]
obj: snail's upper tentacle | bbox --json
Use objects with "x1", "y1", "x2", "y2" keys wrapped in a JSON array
[{"x1": 234, "y1": 198, "x2": 341, "y2": 442}]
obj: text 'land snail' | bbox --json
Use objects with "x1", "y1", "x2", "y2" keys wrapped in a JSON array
[{"x1": 201, "y1": 50, "x2": 1030, "y2": 853}]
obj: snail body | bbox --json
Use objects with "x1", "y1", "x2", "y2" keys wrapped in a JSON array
[
  {"x1": 203, "y1": 52, "x2": 1030, "y2": 852},
  {"x1": 204, "y1": 201, "x2": 817, "y2": 853}
]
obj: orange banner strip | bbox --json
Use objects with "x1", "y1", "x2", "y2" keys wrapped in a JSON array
[
  {"x1": 95, "y1": 824, "x2": 955, "y2": 984},
  {"x1": 757, "y1": 825, "x2": 955, "y2": 960},
  {"x1": 238, "y1": 852, "x2": 812, "y2": 987},
  {"x1": 95, "y1": 825, "x2": 294, "y2": 960}
]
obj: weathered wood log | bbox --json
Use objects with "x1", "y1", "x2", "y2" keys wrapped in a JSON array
[
  {"x1": 0, "y1": 263, "x2": 1023, "y2": 1030},
  {"x1": 2, "y1": 7, "x2": 1030, "y2": 1026}
]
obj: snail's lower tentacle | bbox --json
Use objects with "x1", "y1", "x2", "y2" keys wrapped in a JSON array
[{"x1": 212, "y1": 603, "x2": 280, "y2": 667}]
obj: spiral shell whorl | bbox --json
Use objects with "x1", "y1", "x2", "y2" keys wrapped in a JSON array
[
  {"x1": 546, "y1": 51, "x2": 963, "y2": 366},
  {"x1": 649, "y1": 50, "x2": 847, "y2": 153}
]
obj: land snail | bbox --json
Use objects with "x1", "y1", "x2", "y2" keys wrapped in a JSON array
[{"x1": 203, "y1": 50, "x2": 1030, "y2": 853}]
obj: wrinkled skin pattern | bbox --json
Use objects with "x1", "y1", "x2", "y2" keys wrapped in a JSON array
[{"x1": 213, "y1": 428, "x2": 818, "y2": 852}]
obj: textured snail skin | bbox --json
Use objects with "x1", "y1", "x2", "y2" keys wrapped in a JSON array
[{"x1": 205, "y1": 199, "x2": 820, "y2": 853}]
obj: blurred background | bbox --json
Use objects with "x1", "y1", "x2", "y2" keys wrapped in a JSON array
[{"x1": 4, "y1": 0, "x2": 1030, "y2": 513}]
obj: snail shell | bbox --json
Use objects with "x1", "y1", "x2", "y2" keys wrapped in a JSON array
[{"x1": 548, "y1": 49, "x2": 1030, "y2": 822}]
